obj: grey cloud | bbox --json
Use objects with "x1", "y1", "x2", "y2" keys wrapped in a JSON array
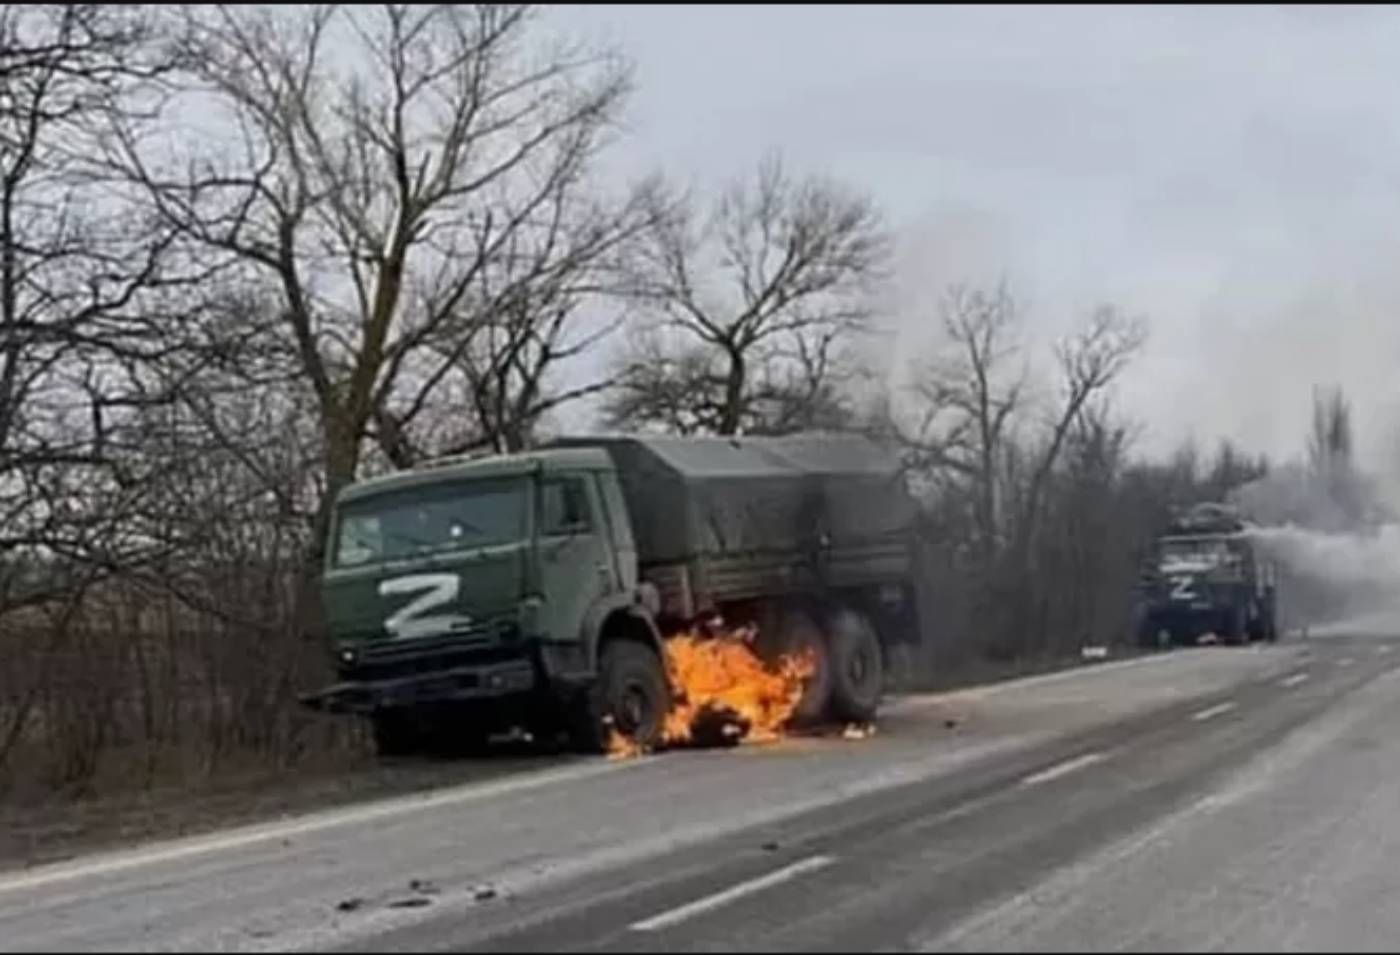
[{"x1": 548, "y1": 5, "x2": 1400, "y2": 466}]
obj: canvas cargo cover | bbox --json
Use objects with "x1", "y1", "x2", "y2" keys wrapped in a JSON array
[{"x1": 547, "y1": 433, "x2": 916, "y2": 566}]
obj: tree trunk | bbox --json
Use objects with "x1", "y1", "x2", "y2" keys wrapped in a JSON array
[
  {"x1": 302, "y1": 415, "x2": 361, "y2": 646},
  {"x1": 718, "y1": 348, "x2": 746, "y2": 435}
]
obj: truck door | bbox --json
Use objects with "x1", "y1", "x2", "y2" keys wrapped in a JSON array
[{"x1": 536, "y1": 473, "x2": 617, "y2": 645}]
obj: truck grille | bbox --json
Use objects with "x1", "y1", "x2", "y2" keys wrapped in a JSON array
[
  {"x1": 342, "y1": 619, "x2": 522, "y2": 681},
  {"x1": 357, "y1": 630, "x2": 493, "y2": 663}
]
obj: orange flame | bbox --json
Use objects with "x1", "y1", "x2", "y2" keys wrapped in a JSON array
[
  {"x1": 605, "y1": 624, "x2": 816, "y2": 758},
  {"x1": 605, "y1": 725, "x2": 645, "y2": 760}
]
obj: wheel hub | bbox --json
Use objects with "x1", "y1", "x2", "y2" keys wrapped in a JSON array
[{"x1": 619, "y1": 683, "x2": 648, "y2": 731}]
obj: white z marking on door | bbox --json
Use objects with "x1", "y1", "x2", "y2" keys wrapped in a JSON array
[
  {"x1": 1170, "y1": 575, "x2": 1196, "y2": 601},
  {"x1": 380, "y1": 573, "x2": 468, "y2": 640}
]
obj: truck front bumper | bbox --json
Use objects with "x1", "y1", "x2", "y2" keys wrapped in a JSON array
[
  {"x1": 299, "y1": 658, "x2": 538, "y2": 714},
  {"x1": 1142, "y1": 605, "x2": 1236, "y2": 637}
]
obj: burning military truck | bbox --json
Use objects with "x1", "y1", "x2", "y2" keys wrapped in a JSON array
[{"x1": 300, "y1": 433, "x2": 922, "y2": 756}]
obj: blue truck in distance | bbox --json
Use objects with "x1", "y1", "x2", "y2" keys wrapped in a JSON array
[{"x1": 1135, "y1": 502, "x2": 1279, "y2": 648}]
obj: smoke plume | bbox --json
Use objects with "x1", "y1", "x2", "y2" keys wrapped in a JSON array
[{"x1": 1231, "y1": 456, "x2": 1400, "y2": 636}]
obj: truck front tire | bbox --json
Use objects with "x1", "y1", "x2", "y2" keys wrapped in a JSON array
[
  {"x1": 779, "y1": 610, "x2": 833, "y2": 726},
  {"x1": 827, "y1": 608, "x2": 883, "y2": 723},
  {"x1": 570, "y1": 640, "x2": 671, "y2": 754},
  {"x1": 371, "y1": 710, "x2": 420, "y2": 758}
]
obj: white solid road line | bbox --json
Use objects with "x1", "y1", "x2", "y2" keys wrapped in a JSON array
[
  {"x1": 0, "y1": 758, "x2": 645, "y2": 897},
  {"x1": 630, "y1": 855, "x2": 836, "y2": 932},
  {"x1": 1191, "y1": 702, "x2": 1237, "y2": 722},
  {"x1": 1338, "y1": 657, "x2": 1355, "y2": 667},
  {"x1": 1020, "y1": 751, "x2": 1108, "y2": 787},
  {"x1": 1279, "y1": 672, "x2": 1309, "y2": 688},
  {"x1": 886, "y1": 651, "x2": 1192, "y2": 714}
]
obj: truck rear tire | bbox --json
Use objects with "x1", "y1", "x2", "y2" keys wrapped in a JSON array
[
  {"x1": 827, "y1": 608, "x2": 883, "y2": 723},
  {"x1": 371, "y1": 710, "x2": 421, "y2": 758},
  {"x1": 779, "y1": 610, "x2": 832, "y2": 726},
  {"x1": 1224, "y1": 605, "x2": 1248, "y2": 647},
  {"x1": 570, "y1": 640, "x2": 671, "y2": 754}
]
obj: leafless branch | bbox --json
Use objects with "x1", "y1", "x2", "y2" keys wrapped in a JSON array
[{"x1": 608, "y1": 151, "x2": 889, "y2": 436}]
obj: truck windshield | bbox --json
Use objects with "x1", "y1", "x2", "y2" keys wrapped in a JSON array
[
  {"x1": 1158, "y1": 537, "x2": 1238, "y2": 573},
  {"x1": 333, "y1": 477, "x2": 526, "y2": 568}
]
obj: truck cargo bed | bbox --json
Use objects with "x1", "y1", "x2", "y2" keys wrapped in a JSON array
[{"x1": 548, "y1": 433, "x2": 917, "y2": 617}]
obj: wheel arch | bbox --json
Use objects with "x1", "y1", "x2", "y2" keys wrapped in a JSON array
[{"x1": 584, "y1": 595, "x2": 665, "y2": 668}]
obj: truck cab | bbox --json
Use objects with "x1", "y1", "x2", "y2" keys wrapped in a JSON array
[{"x1": 303, "y1": 447, "x2": 662, "y2": 754}]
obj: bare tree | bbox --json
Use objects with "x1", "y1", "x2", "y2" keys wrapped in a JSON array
[
  {"x1": 897, "y1": 282, "x2": 1027, "y2": 558},
  {"x1": 1307, "y1": 384, "x2": 1353, "y2": 477},
  {"x1": 894, "y1": 286, "x2": 1144, "y2": 549},
  {"x1": 1016, "y1": 304, "x2": 1148, "y2": 545},
  {"x1": 606, "y1": 152, "x2": 888, "y2": 436},
  {"x1": 1202, "y1": 438, "x2": 1268, "y2": 502},
  {"x1": 0, "y1": 4, "x2": 187, "y2": 615},
  {"x1": 888, "y1": 282, "x2": 1146, "y2": 662},
  {"x1": 996, "y1": 304, "x2": 1144, "y2": 656},
  {"x1": 1040, "y1": 398, "x2": 1133, "y2": 652},
  {"x1": 108, "y1": 4, "x2": 643, "y2": 561},
  {"x1": 374, "y1": 177, "x2": 663, "y2": 461},
  {"x1": 1303, "y1": 383, "x2": 1370, "y2": 529},
  {"x1": 0, "y1": 4, "x2": 210, "y2": 781}
]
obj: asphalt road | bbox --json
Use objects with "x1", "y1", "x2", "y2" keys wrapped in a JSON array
[{"x1": 2, "y1": 634, "x2": 1397, "y2": 952}]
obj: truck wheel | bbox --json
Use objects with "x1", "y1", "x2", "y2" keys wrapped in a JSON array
[
  {"x1": 1224, "y1": 606, "x2": 1248, "y2": 647},
  {"x1": 827, "y1": 608, "x2": 883, "y2": 723},
  {"x1": 370, "y1": 710, "x2": 421, "y2": 758},
  {"x1": 570, "y1": 640, "x2": 670, "y2": 754},
  {"x1": 779, "y1": 610, "x2": 832, "y2": 726},
  {"x1": 1135, "y1": 614, "x2": 1164, "y2": 650},
  {"x1": 1264, "y1": 608, "x2": 1279, "y2": 643}
]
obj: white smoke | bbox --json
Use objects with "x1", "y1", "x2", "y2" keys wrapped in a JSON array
[
  {"x1": 1231, "y1": 461, "x2": 1400, "y2": 635},
  {"x1": 1244, "y1": 523, "x2": 1400, "y2": 633}
]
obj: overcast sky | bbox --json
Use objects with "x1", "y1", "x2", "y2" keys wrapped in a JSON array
[{"x1": 545, "y1": 4, "x2": 1400, "y2": 469}]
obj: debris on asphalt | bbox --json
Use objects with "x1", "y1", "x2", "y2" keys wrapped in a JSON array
[
  {"x1": 408, "y1": 878, "x2": 440, "y2": 896},
  {"x1": 842, "y1": 722, "x2": 877, "y2": 740},
  {"x1": 388, "y1": 897, "x2": 433, "y2": 909},
  {"x1": 761, "y1": 841, "x2": 780, "y2": 852},
  {"x1": 473, "y1": 885, "x2": 498, "y2": 902},
  {"x1": 335, "y1": 898, "x2": 364, "y2": 913}
]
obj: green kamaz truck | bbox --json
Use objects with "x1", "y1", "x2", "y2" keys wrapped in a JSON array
[
  {"x1": 1133, "y1": 502, "x2": 1279, "y2": 648},
  {"x1": 300, "y1": 433, "x2": 923, "y2": 756}
]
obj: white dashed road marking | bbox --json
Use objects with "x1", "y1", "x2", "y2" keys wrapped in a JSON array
[
  {"x1": 630, "y1": 855, "x2": 836, "y2": 931},
  {"x1": 1191, "y1": 702, "x2": 1237, "y2": 722},
  {"x1": 1020, "y1": 752, "x2": 1108, "y2": 787}
]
